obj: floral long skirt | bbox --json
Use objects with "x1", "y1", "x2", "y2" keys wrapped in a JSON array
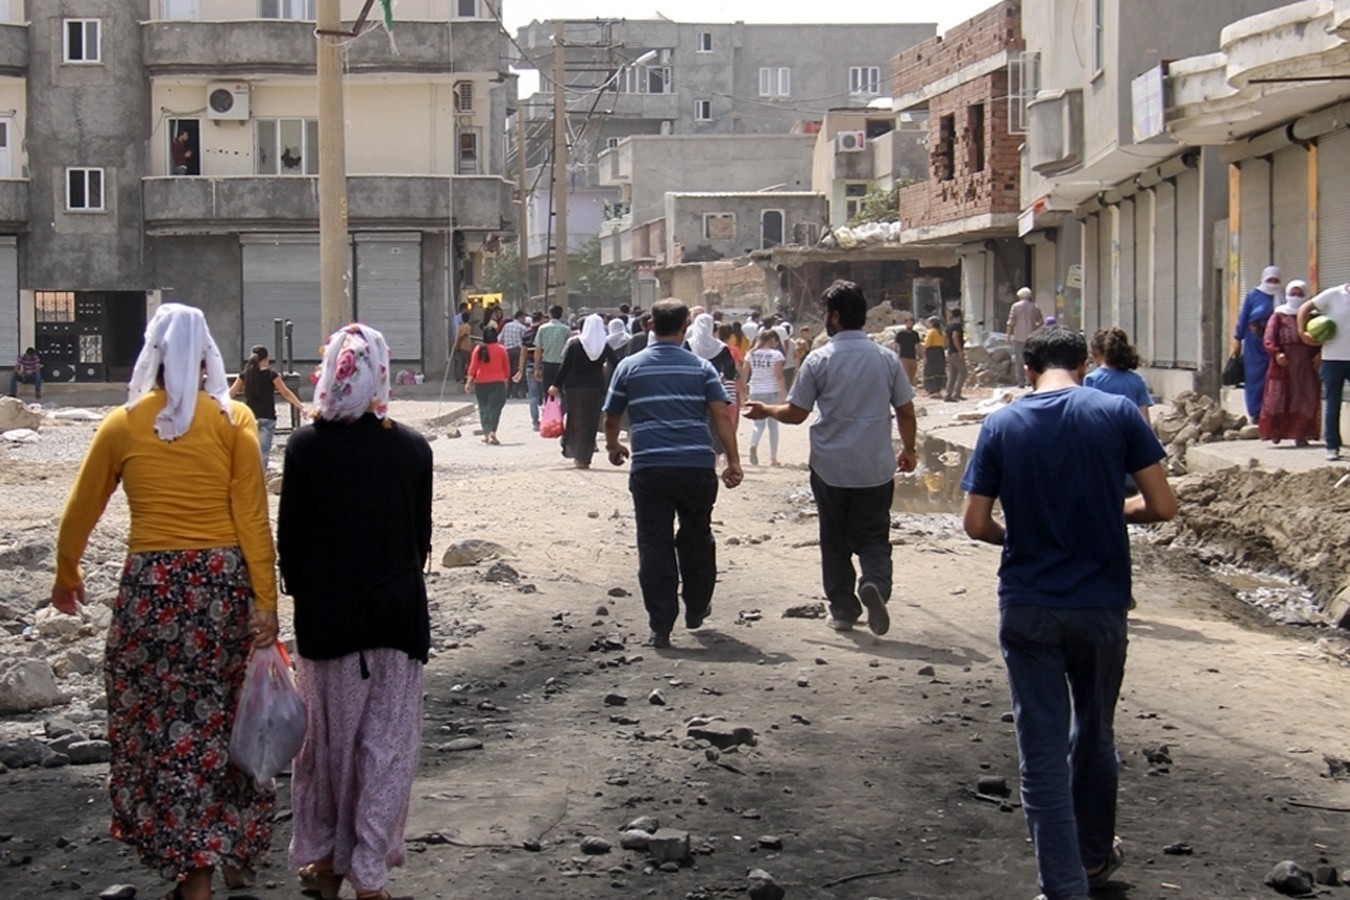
[{"x1": 105, "y1": 547, "x2": 275, "y2": 880}]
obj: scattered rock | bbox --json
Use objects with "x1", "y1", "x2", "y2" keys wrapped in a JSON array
[
  {"x1": 686, "y1": 723, "x2": 756, "y2": 749},
  {"x1": 482, "y1": 561, "x2": 520, "y2": 584},
  {"x1": 757, "y1": 835, "x2": 783, "y2": 850},
  {"x1": 0, "y1": 396, "x2": 43, "y2": 433},
  {"x1": 747, "y1": 868, "x2": 785, "y2": 900},
  {"x1": 1265, "y1": 860, "x2": 1313, "y2": 896},
  {"x1": 0, "y1": 657, "x2": 64, "y2": 713},
  {"x1": 0, "y1": 738, "x2": 51, "y2": 769},
  {"x1": 1315, "y1": 864, "x2": 1339, "y2": 886},
  {"x1": 595, "y1": 605, "x2": 610, "y2": 616},
  {"x1": 266, "y1": 475, "x2": 283, "y2": 495},
  {"x1": 648, "y1": 689, "x2": 667, "y2": 706},
  {"x1": 34, "y1": 607, "x2": 80, "y2": 639},
  {"x1": 916, "y1": 665, "x2": 936, "y2": 677},
  {"x1": 66, "y1": 740, "x2": 112, "y2": 765},
  {"x1": 444, "y1": 426, "x2": 461, "y2": 439},
  {"x1": 646, "y1": 828, "x2": 690, "y2": 864},
  {"x1": 619, "y1": 829, "x2": 652, "y2": 851},
  {"x1": 604, "y1": 693, "x2": 629, "y2": 707},
  {"x1": 1163, "y1": 842, "x2": 1193, "y2": 856},
  {"x1": 580, "y1": 836, "x2": 612, "y2": 855},
  {"x1": 1144, "y1": 745, "x2": 1172, "y2": 766},
  {"x1": 0, "y1": 541, "x2": 51, "y2": 570},
  {"x1": 99, "y1": 886, "x2": 137, "y2": 900},
  {"x1": 782, "y1": 602, "x2": 826, "y2": 619},
  {"x1": 976, "y1": 775, "x2": 1010, "y2": 797},
  {"x1": 624, "y1": 816, "x2": 660, "y2": 834},
  {"x1": 607, "y1": 586, "x2": 630, "y2": 598},
  {"x1": 440, "y1": 539, "x2": 511, "y2": 568},
  {"x1": 438, "y1": 738, "x2": 484, "y2": 752}
]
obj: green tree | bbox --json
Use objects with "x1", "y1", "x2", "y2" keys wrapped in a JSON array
[
  {"x1": 569, "y1": 238, "x2": 631, "y2": 307},
  {"x1": 482, "y1": 247, "x2": 527, "y2": 306},
  {"x1": 848, "y1": 181, "x2": 913, "y2": 226}
]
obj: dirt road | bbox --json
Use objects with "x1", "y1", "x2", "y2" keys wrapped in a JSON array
[{"x1": 3, "y1": 395, "x2": 1350, "y2": 900}]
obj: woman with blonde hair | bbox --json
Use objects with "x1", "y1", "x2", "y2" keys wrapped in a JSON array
[
  {"x1": 280, "y1": 323, "x2": 433, "y2": 900},
  {"x1": 52, "y1": 303, "x2": 278, "y2": 900}
]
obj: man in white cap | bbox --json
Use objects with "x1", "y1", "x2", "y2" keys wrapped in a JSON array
[{"x1": 1007, "y1": 287, "x2": 1044, "y2": 388}]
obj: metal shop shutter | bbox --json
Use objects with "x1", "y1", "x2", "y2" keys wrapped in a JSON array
[
  {"x1": 1117, "y1": 200, "x2": 1136, "y2": 343},
  {"x1": 1033, "y1": 241, "x2": 1055, "y2": 314},
  {"x1": 0, "y1": 238, "x2": 18, "y2": 361},
  {"x1": 243, "y1": 238, "x2": 323, "y2": 365},
  {"x1": 1239, "y1": 157, "x2": 1272, "y2": 295},
  {"x1": 1174, "y1": 171, "x2": 1201, "y2": 368},
  {"x1": 354, "y1": 234, "x2": 423, "y2": 364},
  {"x1": 1134, "y1": 189, "x2": 1153, "y2": 361},
  {"x1": 1272, "y1": 145, "x2": 1309, "y2": 282},
  {"x1": 1320, "y1": 128, "x2": 1350, "y2": 290},
  {"x1": 1083, "y1": 215, "x2": 1100, "y2": 335},
  {"x1": 1097, "y1": 212, "x2": 1113, "y2": 330},
  {"x1": 1153, "y1": 180, "x2": 1177, "y2": 367}
]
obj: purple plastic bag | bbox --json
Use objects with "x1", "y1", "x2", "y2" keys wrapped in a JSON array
[{"x1": 228, "y1": 643, "x2": 307, "y2": 784}]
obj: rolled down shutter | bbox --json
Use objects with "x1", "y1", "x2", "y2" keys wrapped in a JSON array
[
  {"x1": 1174, "y1": 170, "x2": 1200, "y2": 368},
  {"x1": 1118, "y1": 199, "x2": 1136, "y2": 342},
  {"x1": 354, "y1": 233, "x2": 423, "y2": 364},
  {"x1": 0, "y1": 238, "x2": 17, "y2": 362},
  {"x1": 1153, "y1": 181, "x2": 1177, "y2": 367},
  {"x1": 243, "y1": 237, "x2": 323, "y2": 365},
  {"x1": 1272, "y1": 145, "x2": 1309, "y2": 282},
  {"x1": 1083, "y1": 214, "x2": 1100, "y2": 335},
  {"x1": 1239, "y1": 156, "x2": 1272, "y2": 295},
  {"x1": 1097, "y1": 212, "x2": 1113, "y2": 329},
  {"x1": 1134, "y1": 189, "x2": 1152, "y2": 361},
  {"x1": 1319, "y1": 128, "x2": 1350, "y2": 289}
]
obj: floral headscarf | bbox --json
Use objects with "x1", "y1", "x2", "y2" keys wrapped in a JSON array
[{"x1": 312, "y1": 323, "x2": 391, "y2": 422}]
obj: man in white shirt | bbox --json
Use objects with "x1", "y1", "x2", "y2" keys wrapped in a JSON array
[
  {"x1": 1007, "y1": 287, "x2": 1044, "y2": 388},
  {"x1": 1297, "y1": 283, "x2": 1350, "y2": 460}
]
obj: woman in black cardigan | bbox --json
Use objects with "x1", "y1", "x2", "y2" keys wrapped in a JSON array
[{"x1": 277, "y1": 324, "x2": 432, "y2": 900}]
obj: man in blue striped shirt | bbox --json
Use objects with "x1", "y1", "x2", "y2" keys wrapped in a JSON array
[{"x1": 603, "y1": 299, "x2": 743, "y2": 648}]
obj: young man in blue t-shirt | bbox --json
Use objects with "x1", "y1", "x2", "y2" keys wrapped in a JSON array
[{"x1": 960, "y1": 326, "x2": 1176, "y2": 900}]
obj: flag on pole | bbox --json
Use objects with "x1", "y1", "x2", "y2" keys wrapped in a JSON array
[{"x1": 379, "y1": 0, "x2": 394, "y2": 32}]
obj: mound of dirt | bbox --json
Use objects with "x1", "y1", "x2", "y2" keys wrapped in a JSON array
[{"x1": 1159, "y1": 467, "x2": 1350, "y2": 622}]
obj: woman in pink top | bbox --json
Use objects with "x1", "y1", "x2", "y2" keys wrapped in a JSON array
[{"x1": 465, "y1": 326, "x2": 512, "y2": 444}]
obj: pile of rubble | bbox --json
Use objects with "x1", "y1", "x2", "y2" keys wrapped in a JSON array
[
  {"x1": 964, "y1": 343, "x2": 1017, "y2": 387},
  {"x1": 1152, "y1": 390, "x2": 1257, "y2": 474}
]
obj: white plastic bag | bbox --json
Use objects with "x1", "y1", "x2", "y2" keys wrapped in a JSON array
[{"x1": 229, "y1": 643, "x2": 307, "y2": 783}]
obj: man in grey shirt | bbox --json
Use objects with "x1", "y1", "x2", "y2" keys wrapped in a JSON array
[{"x1": 746, "y1": 280, "x2": 918, "y2": 635}]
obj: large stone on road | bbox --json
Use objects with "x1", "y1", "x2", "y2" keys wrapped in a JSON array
[
  {"x1": 0, "y1": 396, "x2": 42, "y2": 434},
  {"x1": 441, "y1": 539, "x2": 512, "y2": 568},
  {"x1": 0, "y1": 658, "x2": 64, "y2": 713}
]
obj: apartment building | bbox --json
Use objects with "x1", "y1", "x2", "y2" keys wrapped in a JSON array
[
  {"x1": 892, "y1": 1, "x2": 1025, "y2": 333},
  {"x1": 0, "y1": 0, "x2": 515, "y2": 383}
]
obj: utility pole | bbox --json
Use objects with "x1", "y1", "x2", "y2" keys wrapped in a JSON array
[
  {"x1": 317, "y1": 0, "x2": 350, "y2": 336},
  {"x1": 551, "y1": 20, "x2": 568, "y2": 314},
  {"x1": 516, "y1": 106, "x2": 529, "y2": 303}
]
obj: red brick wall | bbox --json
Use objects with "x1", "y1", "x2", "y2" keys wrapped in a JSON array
[
  {"x1": 892, "y1": 0, "x2": 1023, "y2": 98},
  {"x1": 899, "y1": 70, "x2": 1022, "y2": 230}
]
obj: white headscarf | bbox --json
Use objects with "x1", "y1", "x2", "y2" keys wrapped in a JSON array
[
  {"x1": 313, "y1": 323, "x2": 391, "y2": 422},
  {"x1": 1258, "y1": 265, "x2": 1283, "y2": 296},
  {"x1": 742, "y1": 321, "x2": 760, "y2": 343},
  {"x1": 578, "y1": 313, "x2": 607, "y2": 361},
  {"x1": 1278, "y1": 279, "x2": 1308, "y2": 316},
  {"x1": 606, "y1": 318, "x2": 630, "y2": 351},
  {"x1": 126, "y1": 303, "x2": 233, "y2": 442},
  {"x1": 688, "y1": 313, "x2": 724, "y2": 361}
]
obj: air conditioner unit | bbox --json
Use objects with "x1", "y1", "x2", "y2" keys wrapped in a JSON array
[
  {"x1": 836, "y1": 130, "x2": 866, "y2": 153},
  {"x1": 206, "y1": 82, "x2": 250, "y2": 121}
]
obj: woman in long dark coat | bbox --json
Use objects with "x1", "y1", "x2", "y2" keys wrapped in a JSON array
[{"x1": 549, "y1": 313, "x2": 618, "y2": 468}]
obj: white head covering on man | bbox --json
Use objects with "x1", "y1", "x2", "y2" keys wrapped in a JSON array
[
  {"x1": 313, "y1": 323, "x2": 392, "y2": 422},
  {"x1": 578, "y1": 313, "x2": 607, "y2": 361},
  {"x1": 125, "y1": 302, "x2": 233, "y2": 441}
]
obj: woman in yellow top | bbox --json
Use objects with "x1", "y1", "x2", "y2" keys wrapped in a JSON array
[
  {"x1": 51, "y1": 303, "x2": 279, "y2": 900},
  {"x1": 922, "y1": 315, "x2": 948, "y2": 398}
]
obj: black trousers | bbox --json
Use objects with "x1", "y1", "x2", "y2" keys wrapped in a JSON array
[
  {"x1": 809, "y1": 468, "x2": 894, "y2": 621},
  {"x1": 629, "y1": 467, "x2": 719, "y2": 635}
]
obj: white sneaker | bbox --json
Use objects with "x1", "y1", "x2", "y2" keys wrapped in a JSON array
[{"x1": 1328, "y1": 448, "x2": 1341, "y2": 461}]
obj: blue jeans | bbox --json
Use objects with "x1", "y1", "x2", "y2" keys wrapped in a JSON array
[
  {"x1": 9, "y1": 370, "x2": 41, "y2": 399},
  {"x1": 256, "y1": 418, "x2": 276, "y2": 468},
  {"x1": 526, "y1": 363, "x2": 542, "y2": 428},
  {"x1": 1000, "y1": 604, "x2": 1128, "y2": 900},
  {"x1": 1322, "y1": 359, "x2": 1350, "y2": 452}
]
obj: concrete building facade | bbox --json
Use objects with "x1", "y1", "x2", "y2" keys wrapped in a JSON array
[
  {"x1": 892, "y1": 1, "x2": 1026, "y2": 336},
  {"x1": 1, "y1": 0, "x2": 516, "y2": 383}
]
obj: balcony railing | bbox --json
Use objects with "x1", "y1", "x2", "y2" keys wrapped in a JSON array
[
  {"x1": 0, "y1": 23, "x2": 26, "y2": 77},
  {"x1": 0, "y1": 179, "x2": 28, "y2": 229},
  {"x1": 143, "y1": 19, "x2": 503, "y2": 76},
  {"x1": 142, "y1": 174, "x2": 514, "y2": 234}
]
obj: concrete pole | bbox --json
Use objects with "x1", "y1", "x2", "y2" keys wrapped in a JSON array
[
  {"x1": 552, "y1": 20, "x2": 568, "y2": 313},
  {"x1": 318, "y1": 0, "x2": 351, "y2": 336},
  {"x1": 517, "y1": 106, "x2": 529, "y2": 304}
]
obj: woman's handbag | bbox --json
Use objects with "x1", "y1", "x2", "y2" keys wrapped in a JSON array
[{"x1": 1221, "y1": 353, "x2": 1244, "y2": 388}]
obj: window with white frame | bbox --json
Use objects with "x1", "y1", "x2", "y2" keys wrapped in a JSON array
[
  {"x1": 66, "y1": 168, "x2": 104, "y2": 211},
  {"x1": 844, "y1": 183, "x2": 869, "y2": 221},
  {"x1": 606, "y1": 136, "x2": 621, "y2": 149},
  {"x1": 455, "y1": 81, "x2": 475, "y2": 113},
  {"x1": 618, "y1": 65, "x2": 672, "y2": 95},
  {"x1": 255, "y1": 118, "x2": 319, "y2": 175},
  {"x1": 758, "y1": 67, "x2": 790, "y2": 98},
  {"x1": 696, "y1": 31, "x2": 712, "y2": 52},
  {"x1": 849, "y1": 66, "x2": 881, "y2": 96},
  {"x1": 703, "y1": 213, "x2": 735, "y2": 241},
  {"x1": 453, "y1": 0, "x2": 479, "y2": 18},
  {"x1": 695, "y1": 99, "x2": 711, "y2": 122},
  {"x1": 259, "y1": 0, "x2": 315, "y2": 19},
  {"x1": 458, "y1": 130, "x2": 480, "y2": 175},
  {"x1": 64, "y1": 19, "x2": 100, "y2": 63},
  {"x1": 1091, "y1": 0, "x2": 1105, "y2": 72},
  {"x1": 1007, "y1": 50, "x2": 1039, "y2": 135}
]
